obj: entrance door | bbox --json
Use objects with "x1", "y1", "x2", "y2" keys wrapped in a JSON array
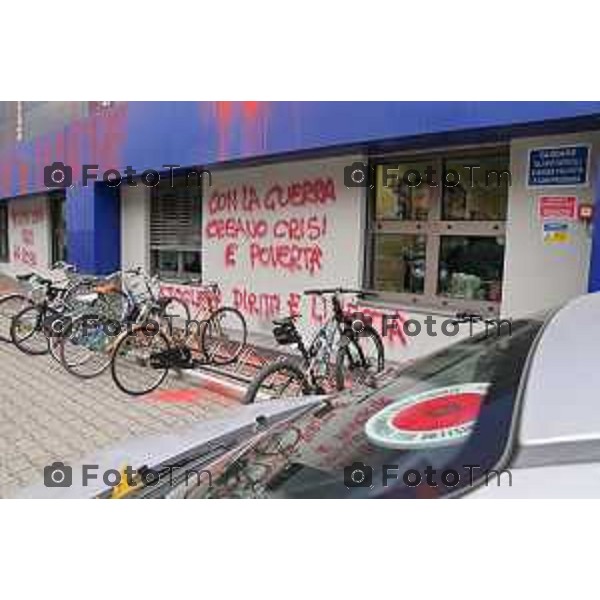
[{"x1": 49, "y1": 191, "x2": 67, "y2": 264}]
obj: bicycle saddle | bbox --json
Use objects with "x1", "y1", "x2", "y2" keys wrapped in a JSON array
[{"x1": 16, "y1": 273, "x2": 34, "y2": 281}]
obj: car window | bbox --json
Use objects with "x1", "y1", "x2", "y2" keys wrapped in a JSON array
[{"x1": 183, "y1": 319, "x2": 544, "y2": 499}]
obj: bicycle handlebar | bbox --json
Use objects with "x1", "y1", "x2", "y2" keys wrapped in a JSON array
[{"x1": 51, "y1": 261, "x2": 77, "y2": 273}]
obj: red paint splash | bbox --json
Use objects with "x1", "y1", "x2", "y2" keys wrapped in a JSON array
[
  {"x1": 0, "y1": 154, "x2": 10, "y2": 197},
  {"x1": 54, "y1": 129, "x2": 65, "y2": 163},
  {"x1": 240, "y1": 101, "x2": 268, "y2": 155},
  {"x1": 207, "y1": 101, "x2": 270, "y2": 160},
  {"x1": 241, "y1": 101, "x2": 261, "y2": 121},
  {"x1": 146, "y1": 389, "x2": 205, "y2": 403},
  {"x1": 18, "y1": 160, "x2": 29, "y2": 194},
  {"x1": 144, "y1": 386, "x2": 239, "y2": 405},
  {"x1": 215, "y1": 101, "x2": 233, "y2": 160}
]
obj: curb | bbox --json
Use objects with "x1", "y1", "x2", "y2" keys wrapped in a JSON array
[{"x1": 179, "y1": 368, "x2": 248, "y2": 401}]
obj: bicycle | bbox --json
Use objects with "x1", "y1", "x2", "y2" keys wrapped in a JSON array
[
  {"x1": 110, "y1": 279, "x2": 248, "y2": 396},
  {"x1": 0, "y1": 262, "x2": 83, "y2": 343},
  {"x1": 243, "y1": 288, "x2": 385, "y2": 404},
  {"x1": 9, "y1": 270, "x2": 126, "y2": 361},
  {"x1": 57, "y1": 267, "x2": 190, "y2": 379}
]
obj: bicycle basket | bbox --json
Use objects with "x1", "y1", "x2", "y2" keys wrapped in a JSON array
[{"x1": 273, "y1": 322, "x2": 299, "y2": 345}]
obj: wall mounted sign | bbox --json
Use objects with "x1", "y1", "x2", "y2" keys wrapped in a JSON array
[
  {"x1": 528, "y1": 145, "x2": 590, "y2": 187},
  {"x1": 538, "y1": 196, "x2": 577, "y2": 220},
  {"x1": 542, "y1": 220, "x2": 570, "y2": 245}
]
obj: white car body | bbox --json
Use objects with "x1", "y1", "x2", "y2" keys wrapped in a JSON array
[{"x1": 471, "y1": 292, "x2": 600, "y2": 498}]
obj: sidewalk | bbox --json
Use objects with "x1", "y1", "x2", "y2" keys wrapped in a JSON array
[
  {"x1": 0, "y1": 274, "x2": 18, "y2": 294},
  {"x1": 0, "y1": 340, "x2": 242, "y2": 498},
  {"x1": 0, "y1": 272, "x2": 330, "y2": 497}
]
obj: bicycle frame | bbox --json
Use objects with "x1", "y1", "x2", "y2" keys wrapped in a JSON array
[
  {"x1": 288, "y1": 292, "x2": 353, "y2": 390},
  {"x1": 163, "y1": 283, "x2": 221, "y2": 346}
]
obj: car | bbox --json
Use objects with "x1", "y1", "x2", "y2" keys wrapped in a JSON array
[{"x1": 21, "y1": 291, "x2": 600, "y2": 499}]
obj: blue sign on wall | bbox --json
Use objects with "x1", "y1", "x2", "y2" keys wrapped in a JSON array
[{"x1": 528, "y1": 145, "x2": 590, "y2": 186}]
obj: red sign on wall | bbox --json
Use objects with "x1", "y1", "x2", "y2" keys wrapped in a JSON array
[{"x1": 538, "y1": 196, "x2": 577, "y2": 220}]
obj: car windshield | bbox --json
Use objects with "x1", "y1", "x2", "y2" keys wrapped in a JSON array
[{"x1": 184, "y1": 318, "x2": 545, "y2": 499}]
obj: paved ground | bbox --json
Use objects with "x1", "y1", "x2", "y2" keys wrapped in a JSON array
[
  {"x1": 0, "y1": 274, "x2": 16, "y2": 294},
  {"x1": 0, "y1": 340, "x2": 241, "y2": 498},
  {"x1": 0, "y1": 272, "x2": 293, "y2": 498}
]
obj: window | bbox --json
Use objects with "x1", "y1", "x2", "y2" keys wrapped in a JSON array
[
  {"x1": 184, "y1": 318, "x2": 544, "y2": 499},
  {"x1": 438, "y1": 236, "x2": 505, "y2": 302},
  {"x1": 372, "y1": 234, "x2": 426, "y2": 294},
  {"x1": 367, "y1": 150, "x2": 509, "y2": 313},
  {"x1": 441, "y1": 155, "x2": 509, "y2": 221},
  {"x1": 150, "y1": 175, "x2": 202, "y2": 280},
  {"x1": 0, "y1": 203, "x2": 8, "y2": 262},
  {"x1": 50, "y1": 192, "x2": 67, "y2": 264}
]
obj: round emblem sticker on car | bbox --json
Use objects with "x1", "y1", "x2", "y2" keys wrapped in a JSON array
[{"x1": 364, "y1": 383, "x2": 490, "y2": 450}]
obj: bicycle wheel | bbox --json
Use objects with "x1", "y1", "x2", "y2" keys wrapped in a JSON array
[
  {"x1": 242, "y1": 358, "x2": 311, "y2": 404},
  {"x1": 62, "y1": 279, "x2": 97, "y2": 312},
  {"x1": 49, "y1": 334, "x2": 64, "y2": 363},
  {"x1": 46, "y1": 313, "x2": 71, "y2": 363},
  {"x1": 10, "y1": 305, "x2": 49, "y2": 355},
  {"x1": 96, "y1": 290, "x2": 132, "y2": 322},
  {"x1": 111, "y1": 328, "x2": 171, "y2": 396},
  {"x1": 59, "y1": 315, "x2": 116, "y2": 379},
  {"x1": 201, "y1": 307, "x2": 247, "y2": 365},
  {"x1": 335, "y1": 325, "x2": 385, "y2": 391},
  {"x1": 157, "y1": 297, "x2": 191, "y2": 338},
  {"x1": 0, "y1": 293, "x2": 31, "y2": 342}
]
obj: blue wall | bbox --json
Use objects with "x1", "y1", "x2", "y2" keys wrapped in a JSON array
[
  {"x1": 4, "y1": 101, "x2": 600, "y2": 198},
  {"x1": 122, "y1": 101, "x2": 600, "y2": 170},
  {"x1": 2, "y1": 101, "x2": 600, "y2": 278},
  {"x1": 589, "y1": 156, "x2": 600, "y2": 292},
  {"x1": 66, "y1": 183, "x2": 120, "y2": 274}
]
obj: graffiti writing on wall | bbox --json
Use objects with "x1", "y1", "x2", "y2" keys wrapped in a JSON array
[
  {"x1": 9, "y1": 203, "x2": 46, "y2": 266},
  {"x1": 206, "y1": 177, "x2": 336, "y2": 276},
  {"x1": 231, "y1": 285, "x2": 409, "y2": 346},
  {"x1": 159, "y1": 283, "x2": 221, "y2": 313}
]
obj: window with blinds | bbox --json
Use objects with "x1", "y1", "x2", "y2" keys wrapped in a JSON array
[{"x1": 150, "y1": 177, "x2": 202, "y2": 280}]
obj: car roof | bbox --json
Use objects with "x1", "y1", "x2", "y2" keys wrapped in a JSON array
[{"x1": 519, "y1": 292, "x2": 600, "y2": 450}]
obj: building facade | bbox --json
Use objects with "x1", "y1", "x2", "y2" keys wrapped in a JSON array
[{"x1": 1, "y1": 101, "x2": 600, "y2": 362}]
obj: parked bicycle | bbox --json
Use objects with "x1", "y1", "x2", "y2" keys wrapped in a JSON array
[
  {"x1": 0, "y1": 261, "x2": 83, "y2": 343},
  {"x1": 9, "y1": 269, "x2": 125, "y2": 362},
  {"x1": 57, "y1": 267, "x2": 190, "y2": 379},
  {"x1": 110, "y1": 278, "x2": 248, "y2": 395},
  {"x1": 243, "y1": 288, "x2": 384, "y2": 404}
]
